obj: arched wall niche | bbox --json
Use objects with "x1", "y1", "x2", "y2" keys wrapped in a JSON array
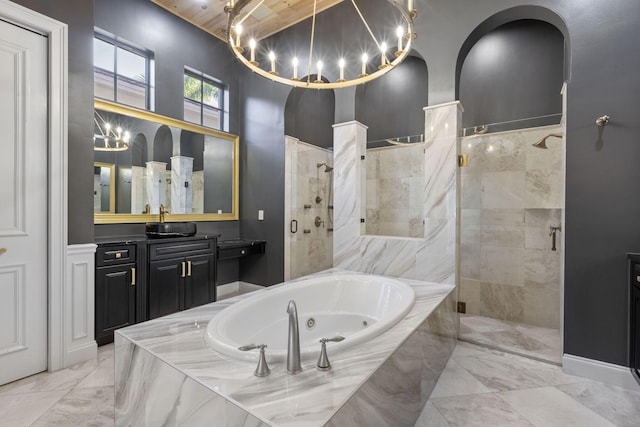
[
  {"x1": 153, "y1": 125, "x2": 173, "y2": 167},
  {"x1": 354, "y1": 55, "x2": 428, "y2": 141},
  {"x1": 455, "y1": 7, "x2": 570, "y2": 129},
  {"x1": 284, "y1": 75, "x2": 335, "y2": 148}
]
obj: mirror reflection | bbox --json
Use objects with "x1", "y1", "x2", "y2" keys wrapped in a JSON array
[
  {"x1": 93, "y1": 162, "x2": 115, "y2": 213},
  {"x1": 93, "y1": 99, "x2": 238, "y2": 223}
]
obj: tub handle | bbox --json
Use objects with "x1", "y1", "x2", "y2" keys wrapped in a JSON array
[
  {"x1": 317, "y1": 336, "x2": 345, "y2": 371},
  {"x1": 238, "y1": 344, "x2": 270, "y2": 377}
]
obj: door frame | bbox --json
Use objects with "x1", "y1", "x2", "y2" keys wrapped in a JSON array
[{"x1": 0, "y1": 0, "x2": 68, "y2": 371}]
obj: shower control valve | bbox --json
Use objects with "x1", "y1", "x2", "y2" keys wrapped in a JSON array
[{"x1": 314, "y1": 216, "x2": 325, "y2": 228}]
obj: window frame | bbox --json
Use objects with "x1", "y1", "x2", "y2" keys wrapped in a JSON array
[
  {"x1": 183, "y1": 69, "x2": 225, "y2": 131},
  {"x1": 94, "y1": 32, "x2": 153, "y2": 110}
]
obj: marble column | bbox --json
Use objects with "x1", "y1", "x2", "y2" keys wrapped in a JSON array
[
  {"x1": 145, "y1": 161, "x2": 167, "y2": 214},
  {"x1": 417, "y1": 101, "x2": 463, "y2": 285},
  {"x1": 333, "y1": 121, "x2": 367, "y2": 270},
  {"x1": 130, "y1": 166, "x2": 146, "y2": 214},
  {"x1": 170, "y1": 156, "x2": 194, "y2": 214}
]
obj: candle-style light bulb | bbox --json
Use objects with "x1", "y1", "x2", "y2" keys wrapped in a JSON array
[
  {"x1": 361, "y1": 52, "x2": 368, "y2": 77},
  {"x1": 292, "y1": 57, "x2": 299, "y2": 80},
  {"x1": 396, "y1": 26, "x2": 404, "y2": 53},
  {"x1": 249, "y1": 38, "x2": 257, "y2": 64},
  {"x1": 338, "y1": 58, "x2": 346, "y2": 82},
  {"x1": 268, "y1": 51, "x2": 278, "y2": 75},
  {"x1": 316, "y1": 60, "x2": 323, "y2": 82},
  {"x1": 408, "y1": 0, "x2": 413, "y2": 11},
  {"x1": 235, "y1": 24, "x2": 242, "y2": 48},
  {"x1": 380, "y1": 42, "x2": 388, "y2": 67}
]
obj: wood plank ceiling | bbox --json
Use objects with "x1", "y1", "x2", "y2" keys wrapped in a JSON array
[{"x1": 151, "y1": 0, "x2": 344, "y2": 42}]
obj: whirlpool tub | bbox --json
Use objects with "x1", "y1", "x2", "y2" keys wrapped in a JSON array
[{"x1": 205, "y1": 274, "x2": 416, "y2": 362}]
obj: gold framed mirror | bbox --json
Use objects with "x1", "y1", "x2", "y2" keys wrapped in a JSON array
[{"x1": 93, "y1": 99, "x2": 239, "y2": 224}]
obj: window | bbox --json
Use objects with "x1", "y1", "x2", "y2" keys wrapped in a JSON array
[
  {"x1": 184, "y1": 70, "x2": 224, "y2": 130},
  {"x1": 94, "y1": 33, "x2": 153, "y2": 110}
]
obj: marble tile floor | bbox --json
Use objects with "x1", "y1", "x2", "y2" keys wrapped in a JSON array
[
  {"x1": 3, "y1": 340, "x2": 640, "y2": 426},
  {"x1": 459, "y1": 314, "x2": 562, "y2": 365},
  {"x1": 417, "y1": 341, "x2": 640, "y2": 427}
]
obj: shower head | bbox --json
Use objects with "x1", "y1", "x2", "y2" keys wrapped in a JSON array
[
  {"x1": 317, "y1": 162, "x2": 334, "y2": 172},
  {"x1": 532, "y1": 133, "x2": 564, "y2": 149}
]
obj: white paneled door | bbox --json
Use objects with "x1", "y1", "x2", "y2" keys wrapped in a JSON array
[{"x1": 0, "y1": 19, "x2": 48, "y2": 385}]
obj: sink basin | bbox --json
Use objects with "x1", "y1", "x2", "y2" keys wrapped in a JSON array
[{"x1": 145, "y1": 222, "x2": 197, "y2": 238}]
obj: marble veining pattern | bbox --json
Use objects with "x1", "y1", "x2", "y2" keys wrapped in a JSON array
[
  {"x1": 115, "y1": 269, "x2": 455, "y2": 426},
  {"x1": 333, "y1": 103, "x2": 460, "y2": 284},
  {"x1": 459, "y1": 124, "x2": 564, "y2": 328}
]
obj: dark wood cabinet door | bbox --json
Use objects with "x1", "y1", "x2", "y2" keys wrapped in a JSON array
[
  {"x1": 186, "y1": 253, "x2": 215, "y2": 309},
  {"x1": 95, "y1": 264, "x2": 136, "y2": 345},
  {"x1": 148, "y1": 259, "x2": 184, "y2": 319}
]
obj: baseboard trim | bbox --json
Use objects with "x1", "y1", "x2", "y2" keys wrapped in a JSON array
[
  {"x1": 65, "y1": 341, "x2": 97, "y2": 367},
  {"x1": 563, "y1": 353, "x2": 640, "y2": 391},
  {"x1": 217, "y1": 281, "x2": 264, "y2": 300}
]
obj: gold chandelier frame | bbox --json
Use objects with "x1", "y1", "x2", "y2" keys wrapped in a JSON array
[{"x1": 225, "y1": 0, "x2": 416, "y2": 89}]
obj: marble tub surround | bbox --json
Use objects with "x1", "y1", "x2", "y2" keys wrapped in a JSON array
[
  {"x1": 115, "y1": 269, "x2": 456, "y2": 426},
  {"x1": 284, "y1": 136, "x2": 334, "y2": 280},
  {"x1": 334, "y1": 102, "x2": 461, "y2": 284},
  {"x1": 459, "y1": 124, "x2": 565, "y2": 328}
]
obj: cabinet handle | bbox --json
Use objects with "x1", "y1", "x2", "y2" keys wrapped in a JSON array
[
  {"x1": 131, "y1": 267, "x2": 136, "y2": 286},
  {"x1": 187, "y1": 260, "x2": 192, "y2": 277},
  {"x1": 181, "y1": 261, "x2": 186, "y2": 278}
]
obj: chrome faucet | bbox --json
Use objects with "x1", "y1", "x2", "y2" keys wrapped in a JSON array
[{"x1": 286, "y1": 300, "x2": 302, "y2": 374}]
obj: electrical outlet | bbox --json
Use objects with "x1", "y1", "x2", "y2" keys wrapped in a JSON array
[{"x1": 258, "y1": 210, "x2": 264, "y2": 221}]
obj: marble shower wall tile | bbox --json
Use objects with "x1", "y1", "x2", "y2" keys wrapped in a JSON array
[
  {"x1": 285, "y1": 137, "x2": 334, "y2": 280},
  {"x1": 334, "y1": 102, "x2": 460, "y2": 284},
  {"x1": 459, "y1": 124, "x2": 564, "y2": 329}
]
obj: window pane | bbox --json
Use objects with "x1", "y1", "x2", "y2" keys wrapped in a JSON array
[
  {"x1": 94, "y1": 69, "x2": 115, "y2": 100},
  {"x1": 184, "y1": 98, "x2": 201, "y2": 125},
  {"x1": 203, "y1": 82, "x2": 220, "y2": 107},
  {"x1": 117, "y1": 47, "x2": 146, "y2": 82},
  {"x1": 184, "y1": 74, "x2": 202, "y2": 102},
  {"x1": 117, "y1": 76, "x2": 147, "y2": 109},
  {"x1": 94, "y1": 38, "x2": 114, "y2": 72},
  {"x1": 203, "y1": 106, "x2": 221, "y2": 130}
]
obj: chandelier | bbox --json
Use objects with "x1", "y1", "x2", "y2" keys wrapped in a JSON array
[
  {"x1": 225, "y1": 0, "x2": 416, "y2": 89},
  {"x1": 93, "y1": 110, "x2": 131, "y2": 152}
]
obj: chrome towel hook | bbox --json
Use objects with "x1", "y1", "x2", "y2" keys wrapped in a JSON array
[{"x1": 596, "y1": 115, "x2": 610, "y2": 127}]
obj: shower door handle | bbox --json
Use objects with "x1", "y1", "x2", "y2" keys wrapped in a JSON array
[
  {"x1": 290, "y1": 219, "x2": 298, "y2": 234},
  {"x1": 549, "y1": 226, "x2": 561, "y2": 251}
]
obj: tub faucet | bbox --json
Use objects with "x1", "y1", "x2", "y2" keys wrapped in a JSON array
[{"x1": 286, "y1": 300, "x2": 302, "y2": 374}]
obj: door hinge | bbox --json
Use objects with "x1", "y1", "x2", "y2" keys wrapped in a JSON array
[{"x1": 458, "y1": 154, "x2": 468, "y2": 167}]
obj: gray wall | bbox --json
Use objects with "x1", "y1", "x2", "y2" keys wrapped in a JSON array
[
  {"x1": 458, "y1": 19, "x2": 564, "y2": 128},
  {"x1": 285, "y1": 87, "x2": 335, "y2": 149},
  {"x1": 14, "y1": 0, "x2": 640, "y2": 367},
  {"x1": 237, "y1": 0, "x2": 640, "y2": 368},
  {"x1": 12, "y1": 0, "x2": 95, "y2": 245},
  {"x1": 355, "y1": 55, "x2": 429, "y2": 141},
  {"x1": 93, "y1": 0, "x2": 242, "y2": 241}
]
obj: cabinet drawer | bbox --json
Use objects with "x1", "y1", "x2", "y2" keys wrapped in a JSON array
[
  {"x1": 217, "y1": 244, "x2": 261, "y2": 260},
  {"x1": 97, "y1": 244, "x2": 136, "y2": 267},
  {"x1": 149, "y1": 239, "x2": 215, "y2": 261}
]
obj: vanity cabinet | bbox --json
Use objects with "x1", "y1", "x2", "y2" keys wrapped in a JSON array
[
  {"x1": 148, "y1": 239, "x2": 216, "y2": 319},
  {"x1": 629, "y1": 254, "x2": 640, "y2": 383},
  {"x1": 95, "y1": 244, "x2": 137, "y2": 346}
]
